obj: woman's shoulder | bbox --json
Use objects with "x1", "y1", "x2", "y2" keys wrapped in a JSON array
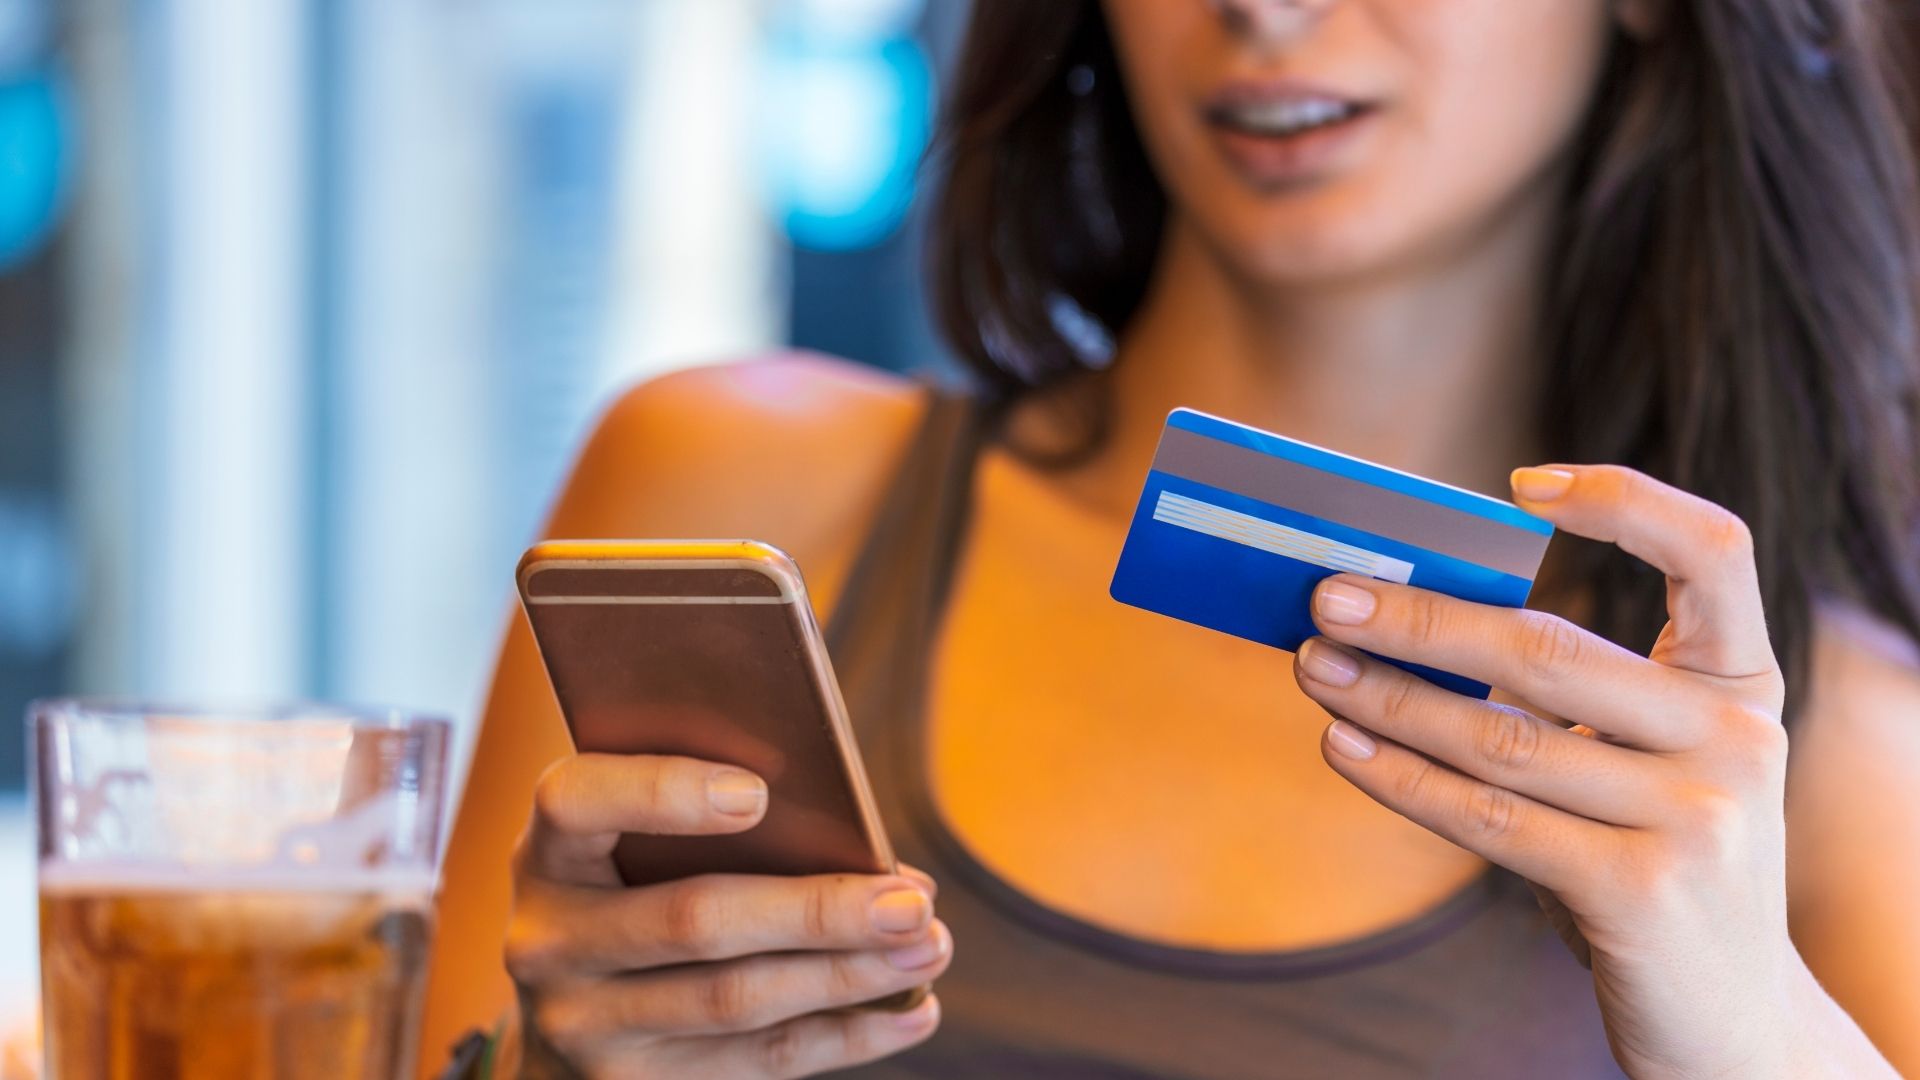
[
  {"x1": 1801, "y1": 600, "x2": 1920, "y2": 741},
  {"x1": 544, "y1": 351, "x2": 934, "y2": 607},
  {"x1": 1782, "y1": 604, "x2": 1920, "y2": 1064},
  {"x1": 612, "y1": 349, "x2": 927, "y2": 430},
  {"x1": 1812, "y1": 600, "x2": 1920, "y2": 678},
  {"x1": 1793, "y1": 600, "x2": 1920, "y2": 773},
  {"x1": 1785, "y1": 600, "x2": 1920, "y2": 887}
]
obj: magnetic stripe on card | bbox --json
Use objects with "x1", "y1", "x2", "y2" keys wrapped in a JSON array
[{"x1": 1152, "y1": 490, "x2": 1416, "y2": 584}]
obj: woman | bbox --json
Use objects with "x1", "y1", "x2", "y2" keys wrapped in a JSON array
[{"x1": 422, "y1": 1, "x2": 1920, "y2": 1076}]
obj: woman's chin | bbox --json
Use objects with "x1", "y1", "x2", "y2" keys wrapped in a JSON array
[
  {"x1": 1213, "y1": 217, "x2": 1408, "y2": 293},
  {"x1": 1193, "y1": 176, "x2": 1514, "y2": 296}
]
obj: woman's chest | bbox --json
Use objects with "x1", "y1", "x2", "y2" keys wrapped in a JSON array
[{"x1": 916, "y1": 455, "x2": 1488, "y2": 951}]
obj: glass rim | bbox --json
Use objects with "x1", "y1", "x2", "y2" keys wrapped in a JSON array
[{"x1": 28, "y1": 696, "x2": 453, "y2": 734}]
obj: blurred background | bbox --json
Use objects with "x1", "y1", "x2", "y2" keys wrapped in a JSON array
[{"x1": 0, "y1": 0, "x2": 968, "y2": 1022}]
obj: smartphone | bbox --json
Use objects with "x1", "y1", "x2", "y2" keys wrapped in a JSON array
[{"x1": 516, "y1": 540, "x2": 899, "y2": 889}]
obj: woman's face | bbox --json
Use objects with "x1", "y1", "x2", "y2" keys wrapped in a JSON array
[{"x1": 1100, "y1": 0, "x2": 1622, "y2": 286}]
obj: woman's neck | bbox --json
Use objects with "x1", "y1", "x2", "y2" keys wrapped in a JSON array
[{"x1": 1052, "y1": 193, "x2": 1556, "y2": 519}]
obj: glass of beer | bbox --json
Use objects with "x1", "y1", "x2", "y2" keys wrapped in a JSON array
[{"x1": 31, "y1": 699, "x2": 451, "y2": 1080}]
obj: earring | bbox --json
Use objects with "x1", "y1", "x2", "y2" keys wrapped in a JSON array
[{"x1": 1066, "y1": 62, "x2": 1095, "y2": 97}]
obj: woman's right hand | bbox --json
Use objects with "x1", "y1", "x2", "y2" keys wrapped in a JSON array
[{"x1": 503, "y1": 753, "x2": 949, "y2": 1079}]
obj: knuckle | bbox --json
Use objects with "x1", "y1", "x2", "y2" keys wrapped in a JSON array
[
  {"x1": 1475, "y1": 707, "x2": 1543, "y2": 773},
  {"x1": 502, "y1": 936, "x2": 539, "y2": 984},
  {"x1": 1377, "y1": 673, "x2": 1424, "y2": 726},
  {"x1": 1602, "y1": 465, "x2": 1650, "y2": 503},
  {"x1": 1706, "y1": 509, "x2": 1755, "y2": 560},
  {"x1": 638, "y1": 757, "x2": 670, "y2": 819},
  {"x1": 833, "y1": 1013, "x2": 877, "y2": 1069},
  {"x1": 802, "y1": 880, "x2": 836, "y2": 942},
  {"x1": 1717, "y1": 702, "x2": 1790, "y2": 771},
  {"x1": 1653, "y1": 784, "x2": 1761, "y2": 878},
  {"x1": 823, "y1": 949, "x2": 868, "y2": 1002},
  {"x1": 1751, "y1": 714, "x2": 1790, "y2": 765},
  {"x1": 1462, "y1": 784, "x2": 1520, "y2": 842},
  {"x1": 1516, "y1": 613, "x2": 1585, "y2": 683},
  {"x1": 660, "y1": 881, "x2": 724, "y2": 959},
  {"x1": 756, "y1": 1020, "x2": 809, "y2": 1077},
  {"x1": 530, "y1": 761, "x2": 576, "y2": 829},
  {"x1": 699, "y1": 964, "x2": 760, "y2": 1029},
  {"x1": 1725, "y1": 699, "x2": 1786, "y2": 738},
  {"x1": 530, "y1": 995, "x2": 581, "y2": 1045},
  {"x1": 509, "y1": 825, "x2": 536, "y2": 876},
  {"x1": 1408, "y1": 591, "x2": 1448, "y2": 648},
  {"x1": 1389, "y1": 755, "x2": 1442, "y2": 809},
  {"x1": 1690, "y1": 792, "x2": 1747, "y2": 852},
  {"x1": 503, "y1": 911, "x2": 559, "y2": 984}
]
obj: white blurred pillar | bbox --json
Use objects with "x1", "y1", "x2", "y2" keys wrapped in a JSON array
[
  {"x1": 602, "y1": 0, "x2": 786, "y2": 391},
  {"x1": 323, "y1": 0, "x2": 492, "y2": 745},
  {"x1": 320, "y1": 0, "x2": 788, "y2": 792},
  {"x1": 141, "y1": 0, "x2": 311, "y2": 698}
]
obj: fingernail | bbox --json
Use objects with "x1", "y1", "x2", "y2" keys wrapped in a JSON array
[
  {"x1": 871, "y1": 889, "x2": 932, "y2": 934},
  {"x1": 884, "y1": 922, "x2": 951, "y2": 971},
  {"x1": 1511, "y1": 467, "x2": 1576, "y2": 503},
  {"x1": 706, "y1": 770, "x2": 767, "y2": 816},
  {"x1": 1298, "y1": 639, "x2": 1362, "y2": 688},
  {"x1": 1326, "y1": 720, "x2": 1378, "y2": 761},
  {"x1": 1315, "y1": 580, "x2": 1377, "y2": 625}
]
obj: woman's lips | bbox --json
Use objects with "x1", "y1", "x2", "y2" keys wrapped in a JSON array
[
  {"x1": 1207, "y1": 113, "x2": 1375, "y2": 189},
  {"x1": 1201, "y1": 82, "x2": 1380, "y2": 190}
]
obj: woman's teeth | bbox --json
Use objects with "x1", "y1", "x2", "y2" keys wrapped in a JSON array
[{"x1": 1218, "y1": 98, "x2": 1361, "y2": 137}]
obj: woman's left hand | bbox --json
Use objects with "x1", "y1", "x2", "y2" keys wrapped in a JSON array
[{"x1": 1290, "y1": 464, "x2": 1818, "y2": 1080}]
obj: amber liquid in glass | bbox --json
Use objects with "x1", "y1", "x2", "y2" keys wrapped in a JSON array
[{"x1": 39, "y1": 871, "x2": 433, "y2": 1080}]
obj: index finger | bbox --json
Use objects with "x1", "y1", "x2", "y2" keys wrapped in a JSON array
[
  {"x1": 521, "y1": 753, "x2": 768, "y2": 884},
  {"x1": 1511, "y1": 464, "x2": 1777, "y2": 681},
  {"x1": 510, "y1": 871, "x2": 936, "y2": 977}
]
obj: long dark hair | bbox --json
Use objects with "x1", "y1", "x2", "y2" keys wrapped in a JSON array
[{"x1": 927, "y1": 2, "x2": 1920, "y2": 721}]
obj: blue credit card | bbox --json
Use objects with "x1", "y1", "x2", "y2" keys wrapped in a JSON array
[{"x1": 1109, "y1": 409, "x2": 1555, "y2": 698}]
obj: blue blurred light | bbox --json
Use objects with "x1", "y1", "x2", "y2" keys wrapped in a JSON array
[
  {"x1": 0, "y1": 66, "x2": 70, "y2": 270},
  {"x1": 787, "y1": 0, "x2": 921, "y2": 41},
  {"x1": 762, "y1": 0, "x2": 933, "y2": 251},
  {"x1": 763, "y1": 31, "x2": 931, "y2": 252},
  {"x1": 0, "y1": 0, "x2": 50, "y2": 73},
  {"x1": 0, "y1": 492, "x2": 76, "y2": 660}
]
